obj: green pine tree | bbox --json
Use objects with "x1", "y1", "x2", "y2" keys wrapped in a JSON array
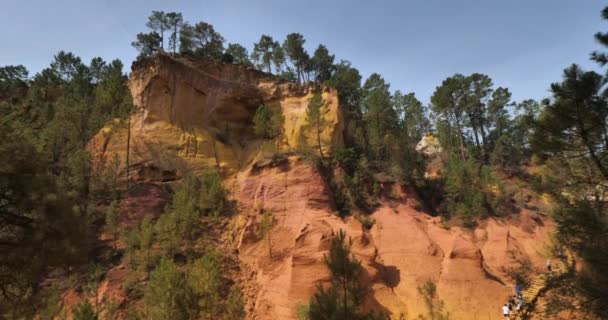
[
  {"x1": 144, "y1": 258, "x2": 195, "y2": 320},
  {"x1": 187, "y1": 249, "x2": 223, "y2": 320}
]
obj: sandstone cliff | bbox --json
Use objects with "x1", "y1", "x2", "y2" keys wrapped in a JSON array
[
  {"x1": 90, "y1": 54, "x2": 343, "y2": 177},
  {"x1": 235, "y1": 157, "x2": 553, "y2": 319},
  {"x1": 86, "y1": 55, "x2": 555, "y2": 320}
]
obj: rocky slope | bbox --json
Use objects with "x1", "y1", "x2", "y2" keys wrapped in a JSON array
[
  {"x1": 235, "y1": 157, "x2": 552, "y2": 319},
  {"x1": 87, "y1": 55, "x2": 555, "y2": 319}
]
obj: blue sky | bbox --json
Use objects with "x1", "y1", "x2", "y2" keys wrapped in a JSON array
[{"x1": 1, "y1": 0, "x2": 606, "y2": 103}]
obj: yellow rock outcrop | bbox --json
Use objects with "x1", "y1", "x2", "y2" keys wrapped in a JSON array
[{"x1": 89, "y1": 54, "x2": 343, "y2": 177}]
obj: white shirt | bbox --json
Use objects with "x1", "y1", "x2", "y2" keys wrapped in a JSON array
[{"x1": 502, "y1": 306, "x2": 510, "y2": 315}]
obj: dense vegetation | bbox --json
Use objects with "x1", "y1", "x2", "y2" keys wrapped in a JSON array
[{"x1": 1, "y1": 6, "x2": 607, "y2": 319}]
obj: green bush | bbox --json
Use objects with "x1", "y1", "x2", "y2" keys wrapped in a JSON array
[{"x1": 440, "y1": 156, "x2": 507, "y2": 226}]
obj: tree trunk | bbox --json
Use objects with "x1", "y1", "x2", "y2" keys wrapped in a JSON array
[
  {"x1": 479, "y1": 117, "x2": 489, "y2": 162},
  {"x1": 468, "y1": 113, "x2": 481, "y2": 151},
  {"x1": 267, "y1": 233, "x2": 272, "y2": 259},
  {"x1": 126, "y1": 116, "x2": 131, "y2": 192},
  {"x1": 343, "y1": 278, "x2": 348, "y2": 318},
  {"x1": 580, "y1": 122, "x2": 608, "y2": 180},
  {"x1": 454, "y1": 115, "x2": 466, "y2": 161},
  {"x1": 317, "y1": 125, "x2": 324, "y2": 160}
]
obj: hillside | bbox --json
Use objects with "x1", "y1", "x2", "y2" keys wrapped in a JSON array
[{"x1": 80, "y1": 55, "x2": 555, "y2": 319}]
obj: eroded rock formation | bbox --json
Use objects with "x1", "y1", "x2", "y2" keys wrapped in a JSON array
[
  {"x1": 87, "y1": 55, "x2": 554, "y2": 320},
  {"x1": 235, "y1": 158, "x2": 552, "y2": 319},
  {"x1": 90, "y1": 54, "x2": 343, "y2": 177}
]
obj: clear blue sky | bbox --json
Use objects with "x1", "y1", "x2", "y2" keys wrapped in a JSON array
[{"x1": 1, "y1": 0, "x2": 606, "y2": 103}]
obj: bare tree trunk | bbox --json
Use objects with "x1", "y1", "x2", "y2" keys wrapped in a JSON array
[
  {"x1": 317, "y1": 125, "x2": 324, "y2": 160},
  {"x1": 267, "y1": 233, "x2": 272, "y2": 259},
  {"x1": 455, "y1": 115, "x2": 466, "y2": 161},
  {"x1": 126, "y1": 116, "x2": 131, "y2": 192}
]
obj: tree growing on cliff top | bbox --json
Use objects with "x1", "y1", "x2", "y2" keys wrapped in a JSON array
[
  {"x1": 225, "y1": 43, "x2": 252, "y2": 66},
  {"x1": 132, "y1": 32, "x2": 162, "y2": 59},
  {"x1": 283, "y1": 33, "x2": 309, "y2": 83},
  {"x1": 165, "y1": 12, "x2": 184, "y2": 55},
  {"x1": 252, "y1": 35, "x2": 281, "y2": 73},
  {"x1": 304, "y1": 92, "x2": 330, "y2": 160},
  {"x1": 146, "y1": 11, "x2": 168, "y2": 50},
  {"x1": 311, "y1": 44, "x2": 335, "y2": 83}
]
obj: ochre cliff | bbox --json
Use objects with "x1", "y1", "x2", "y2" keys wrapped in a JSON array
[
  {"x1": 87, "y1": 55, "x2": 554, "y2": 320},
  {"x1": 90, "y1": 54, "x2": 343, "y2": 177},
  {"x1": 235, "y1": 157, "x2": 552, "y2": 319}
]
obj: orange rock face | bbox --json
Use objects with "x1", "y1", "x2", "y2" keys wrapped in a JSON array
[
  {"x1": 89, "y1": 54, "x2": 343, "y2": 177},
  {"x1": 235, "y1": 158, "x2": 553, "y2": 320},
  {"x1": 86, "y1": 56, "x2": 554, "y2": 320}
]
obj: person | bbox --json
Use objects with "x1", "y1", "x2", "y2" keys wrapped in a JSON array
[
  {"x1": 515, "y1": 283, "x2": 522, "y2": 298},
  {"x1": 502, "y1": 303, "x2": 510, "y2": 319},
  {"x1": 516, "y1": 298, "x2": 524, "y2": 312},
  {"x1": 546, "y1": 259, "x2": 552, "y2": 272}
]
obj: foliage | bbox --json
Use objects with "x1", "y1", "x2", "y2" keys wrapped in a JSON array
[
  {"x1": 303, "y1": 92, "x2": 330, "y2": 159},
  {"x1": 225, "y1": 43, "x2": 252, "y2": 66},
  {"x1": 73, "y1": 300, "x2": 98, "y2": 320},
  {"x1": 182, "y1": 22, "x2": 225, "y2": 58},
  {"x1": 283, "y1": 33, "x2": 310, "y2": 83},
  {"x1": 311, "y1": 45, "x2": 335, "y2": 82},
  {"x1": 253, "y1": 104, "x2": 284, "y2": 141},
  {"x1": 132, "y1": 32, "x2": 162, "y2": 58},
  {"x1": 224, "y1": 285, "x2": 246, "y2": 320},
  {"x1": 105, "y1": 200, "x2": 120, "y2": 250},
  {"x1": 199, "y1": 169, "x2": 226, "y2": 217},
  {"x1": 441, "y1": 156, "x2": 506, "y2": 227},
  {"x1": 187, "y1": 248, "x2": 223, "y2": 319},
  {"x1": 144, "y1": 258, "x2": 196, "y2": 320},
  {"x1": 417, "y1": 280, "x2": 449, "y2": 320},
  {"x1": 252, "y1": 35, "x2": 281, "y2": 73},
  {"x1": 306, "y1": 230, "x2": 381, "y2": 319},
  {"x1": 257, "y1": 210, "x2": 274, "y2": 258}
]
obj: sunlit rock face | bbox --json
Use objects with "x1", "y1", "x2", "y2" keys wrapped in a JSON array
[
  {"x1": 416, "y1": 133, "x2": 443, "y2": 157},
  {"x1": 416, "y1": 133, "x2": 444, "y2": 179},
  {"x1": 87, "y1": 55, "x2": 553, "y2": 320},
  {"x1": 89, "y1": 53, "x2": 343, "y2": 177},
  {"x1": 235, "y1": 159, "x2": 553, "y2": 320}
]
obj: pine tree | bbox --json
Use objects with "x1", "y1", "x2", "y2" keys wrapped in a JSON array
[
  {"x1": 417, "y1": 280, "x2": 449, "y2": 320},
  {"x1": 253, "y1": 104, "x2": 285, "y2": 148},
  {"x1": 361, "y1": 73, "x2": 398, "y2": 160},
  {"x1": 304, "y1": 92, "x2": 330, "y2": 160},
  {"x1": 144, "y1": 258, "x2": 195, "y2": 320},
  {"x1": 257, "y1": 210, "x2": 274, "y2": 258},
  {"x1": 132, "y1": 32, "x2": 162, "y2": 58},
  {"x1": 224, "y1": 285, "x2": 246, "y2": 320},
  {"x1": 188, "y1": 249, "x2": 223, "y2": 320},
  {"x1": 199, "y1": 169, "x2": 226, "y2": 217},
  {"x1": 306, "y1": 230, "x2": 380, "y2": 319},
  {"x1": 105, "y1": 200, "x2": 120, "y2": 250},
  {"x1": 146, "y1": 11, "x2": 167, "y2": 50},
  {"x1": 225, "y1": 43, "x2": 252, "y2": 66},
  {"x1": 73, "y1": 300, "x2": 97, "y2": 320},
  {"x1": 282, "y1": 33, "x2": 309, "y2": 83},
  {"x1": 311, "y1": 45, "x2": 335, "y2": 82},
  {"x1": 252, "y1": 35, "x2": 279, "y2": 73},
  {"x1": 139, "y1": 216, "x2": 155, "y2": 274},
  {"x1": 165, "y1": 12, "x2": 183, "y2": 55},
  {"x1": 430, "y1": 74, "x2": 469, "y2": 161}
]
